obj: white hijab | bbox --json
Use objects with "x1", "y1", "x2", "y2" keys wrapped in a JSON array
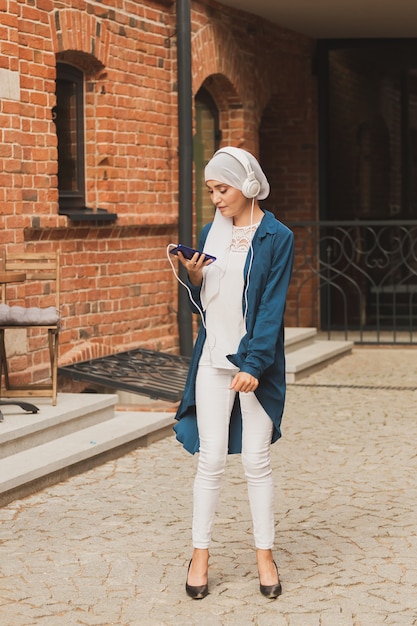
[
  {"x1": 204, "y1": 147, "x2": 270, "y2": 200},
  {"x1": 201, "y1": 208, "x2": 232, "y2": 310},
  {"x1": 201, "y1": 147, "x2": 269, "y2": 311}
]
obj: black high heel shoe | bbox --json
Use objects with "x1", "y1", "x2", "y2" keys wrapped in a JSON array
[
  {"x1": 185, "y1": 560, "x2": 209, "y2": 600},
  {"x1": 259, "y1": 561, "x2": 282, "y2": 599}
]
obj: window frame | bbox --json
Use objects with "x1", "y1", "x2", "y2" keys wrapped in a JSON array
[{"x1": 54, "y1": 62, "x2": 86, "y2": 213}]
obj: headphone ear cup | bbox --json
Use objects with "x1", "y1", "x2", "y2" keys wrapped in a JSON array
[{"x1": 242, "y1": 174, "x2": 261, "y2": 198}]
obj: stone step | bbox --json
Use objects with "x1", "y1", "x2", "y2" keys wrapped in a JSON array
[
  {"x1": 0, "y1": 393, "x2": 117, "y2": 460},
  {"x1": 0, "y1": 329, "x2": 353, "y2": 506},
  {"x1": 286, "y1": 339, "x2": 353, "y2": 383},
  {"x1": 0, "y1": 408, "x2": 174, "y2": 507},
  {"x1": 284, "y1": 327, "x2": 317, "y2": 352}
]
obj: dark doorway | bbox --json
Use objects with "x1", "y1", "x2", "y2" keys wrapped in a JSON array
[
  {"x1": 317, "y1": 40, "x2": 417, "y2": 334},
  {"x1": 318, "y1": 39, "x2": 417, "y2": 221}
]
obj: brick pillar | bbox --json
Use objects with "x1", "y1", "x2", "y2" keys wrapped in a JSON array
[{"x1": 0, "y1": 0, "x2": 23, "y2": 239}]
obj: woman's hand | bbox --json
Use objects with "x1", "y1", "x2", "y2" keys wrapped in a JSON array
[
  {"x1": 177, "y1": 251, "x2": 213, "y2": 286},
  {"x1": 230, "y1": 372, "x2": 259, "y2": 393}
]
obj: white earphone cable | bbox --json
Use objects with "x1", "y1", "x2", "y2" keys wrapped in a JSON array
[
  {"x1": 166, "y1": 244, "x2": 206, "y2": 329},
  {"x1": 243, "y1": 197, "x2": 255, "y2": 329}
]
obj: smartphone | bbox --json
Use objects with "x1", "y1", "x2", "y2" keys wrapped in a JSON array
[{"x1": 169, "y1": 244, "x2": 216, "y2": 262}]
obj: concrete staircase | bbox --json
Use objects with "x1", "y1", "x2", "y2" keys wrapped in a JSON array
[
  {"x1": 0, "y1": 328, "x2": 352, "y2": 506},
  {"x1": 0, "y1": 394, "x2": 176, "y2": 507},
  {"x1": 285, "y1": 327, "x2": 353, "y2": 383}
]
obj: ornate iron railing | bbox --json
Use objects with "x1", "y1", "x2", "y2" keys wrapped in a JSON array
[{"x1": 286, "y1": 220, "x2": 417, "y2": 344}]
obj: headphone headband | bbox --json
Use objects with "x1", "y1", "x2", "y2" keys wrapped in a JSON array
[{"x1": 214, "y1": 147, "x2": 261, "y2": 199}]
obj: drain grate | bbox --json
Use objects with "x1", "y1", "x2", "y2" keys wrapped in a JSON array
[
  {"x1": 290, "y1": 383, "x2": 417, "y2": 391},
  {"x1": 58, "y1": 348, "x2": 190, "y2": 402}
]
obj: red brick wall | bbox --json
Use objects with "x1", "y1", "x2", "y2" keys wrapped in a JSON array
[
  {"x1": 0, "y1": 0, "x2": 23, "y2": 240},
  {"x1": 0, "y1": 0, "x2": 318, "y2": 388},
  {"x1": 257, "y1": 47, "x2": 318, "y2": 327}
]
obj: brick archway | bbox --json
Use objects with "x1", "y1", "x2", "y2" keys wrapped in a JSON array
[
  {"x1": 192, "y1": 23, "x2": 248, "y2": 147},
  {"x1": 191, "y1": 21, "x2": 272, "y2": 153},
  {"x1": 49, "y1": 9, "x2": 110, "y2": 70},
  {"x1": 192, "y1": 22, "x2": 244, "y2": 100},
  {"x1": 200, "y1": 72, "x2": 243, "y2": 146}
]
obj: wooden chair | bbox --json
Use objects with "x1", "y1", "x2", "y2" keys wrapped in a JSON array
[{"x1": 0, "y1": 250, "x2": 61, "y2": 405}]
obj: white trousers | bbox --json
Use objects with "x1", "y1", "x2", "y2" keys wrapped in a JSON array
[{"x1": 193, "y1": 364, "x2": 275, "y2": 550}]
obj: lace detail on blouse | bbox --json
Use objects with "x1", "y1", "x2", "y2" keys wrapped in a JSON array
[{"x1": 231, "y1": 222, "x2": 260, "y2": 252}]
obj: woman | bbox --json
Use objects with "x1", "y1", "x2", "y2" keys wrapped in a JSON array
[{"x1": 174, "y1": 146, "x2": 294, "y2": 599}]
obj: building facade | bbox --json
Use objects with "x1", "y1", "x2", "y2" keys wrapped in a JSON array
[
  {"x1": 1, "y1": 0, "x2": 317, "y2": 388},
  {"x1": 2, "y1": 0, "x2": 416, "y2": 391}
]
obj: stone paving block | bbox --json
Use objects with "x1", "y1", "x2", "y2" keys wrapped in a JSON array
[
  {"x1": 384, "y1": 614, "x2": 417, "y2": 626},
  {"x1": 287, "y1": 614, "x2": 321, "y2": 626},
  {"x1": 0, "y1": 348, "x2": 417, "y2": 625}
]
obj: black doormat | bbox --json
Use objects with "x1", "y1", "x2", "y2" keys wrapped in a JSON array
[{"x1": 58, "y1": 348, "x2": 190, "y2": 402}]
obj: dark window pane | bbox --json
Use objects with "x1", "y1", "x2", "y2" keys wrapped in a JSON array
[
  {"x1": 56, "y1": 78, "x2": 79, "y2": 191},
  {"x1": 54, "y1": 63, "x2": 85, "y2": 210}
]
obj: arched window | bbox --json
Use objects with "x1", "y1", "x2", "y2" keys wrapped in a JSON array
[
  {"x1": 194, "y1": 87, "x2": 220, "y2": 236},
  {"x1": 53, "y1": 63, "x2": 85, "y2": 213}
]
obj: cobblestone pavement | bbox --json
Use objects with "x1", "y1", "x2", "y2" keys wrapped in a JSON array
[{"x1": 1, "y1": 347, "x2": 417, "y2": 626}]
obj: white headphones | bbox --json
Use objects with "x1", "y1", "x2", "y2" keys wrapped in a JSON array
[{"x1": 215, "y1": 146, "x2": 261, "y2": 199}]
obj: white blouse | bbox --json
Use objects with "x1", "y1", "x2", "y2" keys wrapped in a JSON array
[{"x1": 201, "y1": 222, "x2": 259, "y2": 369}]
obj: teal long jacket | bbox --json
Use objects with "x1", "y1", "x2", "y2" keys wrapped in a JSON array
[{"x1": 174, "y1": 210, "x2": 294, "y2": 455}]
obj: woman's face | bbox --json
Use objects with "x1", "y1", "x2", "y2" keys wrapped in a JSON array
[{"x1": 206, "y1": 180, "x2": 252, "y2": 224}]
